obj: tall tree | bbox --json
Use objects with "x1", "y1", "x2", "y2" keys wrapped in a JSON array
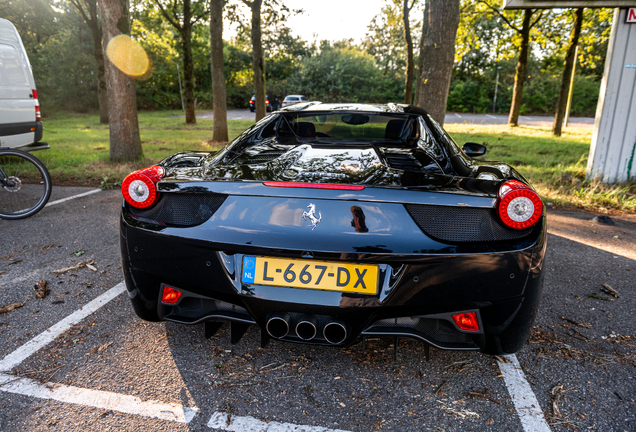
[
  {"x1": 153, "y1": 0, "x2": 208, "y2": 125},
  {"x1": 69, "y1": 0, "x2": 108, "y2": 124},
  {"x1": 98, "y1": 0, "x2": 143, "y2": 161},
  {"x1": 478, "y1": 2, "x2": 544, "y2": 126},
  {"x1": 210, "y1": 0, "x2": 228, "y2": 141},
  {"x1": 402, "y1": 0, "x2": 416, "y2": 104},
  {"x1": 413, "y1": 0, "x2": 428, "y2": 105},
  {"x1": 552, "y1": 8, "x2": 583, "y2": 137},
  {"x1": 241, "y1": 0, "x2": 266, "y2": 121},
  {"x1": 416, "y1": 0, "x2": 460, "y2": 124}
]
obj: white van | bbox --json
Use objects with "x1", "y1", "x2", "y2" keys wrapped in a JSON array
[{"x1": 0, "y1": 17, "x2": 45, "y2": 150}]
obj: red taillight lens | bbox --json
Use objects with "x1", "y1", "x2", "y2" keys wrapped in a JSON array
[
  {"x1": 497, "y1": 180, "x2": 543, "y2": 230},
  {"x1": 452, "y1": 312, "x2": 480, "y2": 332},
  {"x1": 263, "y1": 181, "x2": 365, "y2": 191},
  {"x1": 121, "y1": 165, "x2": 164, "y2": 209},
  {"x1": 161, "y1": 286, "x2": 182, "y2": 304},
  {"x1": 33, "y1": 89, "x2": 41, "y2": 122},
  {"x1": 266, "y1": 100, "x2": 270, "y2": 104}
]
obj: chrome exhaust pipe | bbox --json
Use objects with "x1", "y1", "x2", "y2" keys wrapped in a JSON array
[
  {"x1": 266, "y1": 313, "x2": 291, "y2": 339},
  {"x1": 323, "y1": 320, "x2": 348, "y2": 345},
  {"x1": 295, "y1": 314, "x2": 318, "y2": 341}
]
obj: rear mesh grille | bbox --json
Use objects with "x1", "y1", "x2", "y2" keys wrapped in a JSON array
[
  {"x1": 384, "y1": 153, "x2": 423, "y2": 172},
  {"x1": 368, "y1": 317, "x2": 474, "y2": 344},
  {"x1": 128, "y1": 193, "x2": 227, "y2": 227},
  {"x1": 246, "y1": 150, "x2": 286, "y2": 164},
  {"x1": 405, "y1": 204, "x2": 531, "y2": 242}
]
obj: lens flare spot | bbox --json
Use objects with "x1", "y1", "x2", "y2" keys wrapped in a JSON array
[{"x1": 106, "y1": 35, "x2": 150, "y2": 79}]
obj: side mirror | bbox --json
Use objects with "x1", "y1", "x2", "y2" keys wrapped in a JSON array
[{"x1": 462, "y1": 142, "x2": 487, "y2": 157}]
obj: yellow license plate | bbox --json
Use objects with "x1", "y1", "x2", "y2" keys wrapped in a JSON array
[{"x1": 242, "y1": 256, "x2": 379, "y2": 295}]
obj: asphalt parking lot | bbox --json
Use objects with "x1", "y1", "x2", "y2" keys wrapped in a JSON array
[{"x1": 0, "y1": 186, "x2": 634, "y2": 431}]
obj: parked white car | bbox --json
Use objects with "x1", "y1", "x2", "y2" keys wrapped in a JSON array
[
  {"x1": 0, "y1": 18, "x2": 45, "y2": 149},
  {"x1": 281, "y1": 95, "x2": 309, "y2": 108}
]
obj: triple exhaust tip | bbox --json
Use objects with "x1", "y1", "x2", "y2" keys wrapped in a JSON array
[{"x1": 266, "y1": 314, "x2": 347, "y2": 345}]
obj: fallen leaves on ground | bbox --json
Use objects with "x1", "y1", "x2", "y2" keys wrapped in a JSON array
[
  {"x1": 35, "y1": 280, "x2": 49, "y2": 299},
  {"x1": 52, "y1": 259, "x2": 96, "y2": 274},
  {"x1": 0, "y1": 302, "x2": 24, "y2": 314}
]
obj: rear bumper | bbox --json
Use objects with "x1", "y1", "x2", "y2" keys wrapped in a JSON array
[{"x1": 120, "y1": 209, "x2": 546, "y2": 353}]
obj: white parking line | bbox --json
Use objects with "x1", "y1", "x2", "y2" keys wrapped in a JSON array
[
  {"x1": 485, "y1": 114, "x2": 497, "y2": 119},
  {"x1": 498, "y1": 355, "x2": 551, "y2": 432},
  {"x1": 0, "y1": 283, "x2": 126, "y2": 373},
  {"x1": 521, "y1": 116, "x2": 532, "y2": 120},
  {"x1": 454, "y1": 113, "x2": 462, "y2": 118},
  {"x1": 0, "y1": 281, "x2": 199, "y2": 424},
  {"x1": 45, "y1": 189, "x2": 101, "y2": 207},
  {"x1": 207, "y1": 412, "x2": 350, "y2": 431},
  {"x1": 0, "y1": 373, "x2": 198, "y2": 423}
]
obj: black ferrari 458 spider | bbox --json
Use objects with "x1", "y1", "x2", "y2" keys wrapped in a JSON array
[{"x1": 120, "y1": 103, "x2": 546, "y2": 356}]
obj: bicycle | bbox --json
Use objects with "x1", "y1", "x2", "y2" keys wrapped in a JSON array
[{"x1": 0, "y1": 148, "x2": 52, "y2": 219}]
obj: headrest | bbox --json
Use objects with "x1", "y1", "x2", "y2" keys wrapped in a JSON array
[
  {"x1": 295, "y1": 122, "x2": 316, "y2": 137},
  {"x1": 385, "y1": 119, "x2": 405, "y2": 139}
]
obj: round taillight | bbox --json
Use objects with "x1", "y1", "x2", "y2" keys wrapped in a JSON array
[
  {"x1": 497, "y1": 180, "x2": 543, "y2": 230},
  {"x1": 122, "y1": 166, "x2": 164, "y2": 209}
]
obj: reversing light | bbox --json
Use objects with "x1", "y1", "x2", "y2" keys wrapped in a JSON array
[
  {"x1": 161, "y1": 286, "x2": 182, "y2": 304},
  {"x1": 121, "y1": 165, "x2": 165, "y2": 209},
  {"x1": 452, "y1": 312, "x2": 480, "y2": 332},
  {"x1": 263, "y1": 181, "x2": 365, "y2": 191},
  {"x1": 497, "y1": 180, "x2": 543, "y2": 230}
]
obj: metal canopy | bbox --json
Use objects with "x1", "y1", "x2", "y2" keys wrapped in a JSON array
[{"x1": 504, "y1": 0, "x2": 636, "y2": 8}]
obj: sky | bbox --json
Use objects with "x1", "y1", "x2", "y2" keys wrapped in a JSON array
[
  {"x1": 226, "y1": 0, "x2": 389, "y2": 43},
  {"x1": 284, "y1": 0, "x2": 387, "y2": 42}
]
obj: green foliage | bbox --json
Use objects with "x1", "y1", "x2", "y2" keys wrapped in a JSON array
[{"x1": 288, "y1": 42, "x2": 400, "y2": 103}]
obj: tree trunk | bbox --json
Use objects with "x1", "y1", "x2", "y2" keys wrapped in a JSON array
[
  {"x1": 508, "y1": 9, "x2": 533, "y2": 127},
  {"x1": 416, "y1": 0, "x2": 460, "y2": 125},
  {"x1": 70, "y1": 0, "x2": 108, "y2": 123},
  {"x1": 552, "y1": 8, "x2": 583, "y2": 137},
  {"x1": 210, "y1": 0, "x2": 228, "y2": 142},
  {"x1": 403, "y1": 0, "x2": 414, "y2": 105},
  {"x1": 182, "y1": 0, "x2": 196, "y2": 124},
  {"x1": 98, "y1": 0, "x2": 142, "y2": 162},
  {"x1": 414, "y1": 0, "x2": 428, "y2": 105},
  {"x1": 247, "y1": 0, "x2": 266, "y2": 121}
]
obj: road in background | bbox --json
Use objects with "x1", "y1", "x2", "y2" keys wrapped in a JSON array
[{"x1": 181, "y1": 110, "x2": 595, "y2": 128}]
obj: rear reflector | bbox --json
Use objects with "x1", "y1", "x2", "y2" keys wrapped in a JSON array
[
  {"x1": 452, "y1": 312, "x2": 479, "y2": 332},
  {"x1": 161, "y1": 286, "x2": 182, "y2": 304},
  {"x1": 263, "y1": 181, "x2": 365, "y2": 191}
]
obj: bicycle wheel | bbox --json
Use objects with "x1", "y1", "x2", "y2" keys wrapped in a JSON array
[{"x1": 0, "y1": 149, "x2": 52, "y2": 219}]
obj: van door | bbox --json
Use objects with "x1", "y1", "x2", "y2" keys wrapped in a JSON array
[{"x1": 0, "y1": 18, "x2": 38, "y2": 149}]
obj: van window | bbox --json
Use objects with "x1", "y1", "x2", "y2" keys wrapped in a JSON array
[{"x1": 0, "y1": 44, "x2": 28, "y2": 86}]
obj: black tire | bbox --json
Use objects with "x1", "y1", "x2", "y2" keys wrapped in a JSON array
[{"x1": 0, "y1": 149, "x2": 52, "y2": 219}]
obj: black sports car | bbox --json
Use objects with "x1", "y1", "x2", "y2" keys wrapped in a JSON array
[{"x1": 120, "y1": 103, "x2": 546, "y2": 356}]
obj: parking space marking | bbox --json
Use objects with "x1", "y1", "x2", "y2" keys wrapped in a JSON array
[
  {"x1": 45, "y1": 189, "x2": 101, "y2": 207},
  {"x1": 498, "y1": 355, "x2": 551, "y2": 432},
  {"x1": 454, "y1": 113, "x2": 462, "y2": 118},
  {"x1": 0, "y1": 373, "x2": 198, "y2": 423},
  {"x1": 0, "y1": 282, "x2": 126, "y2": 373},
  {"x1": 0, "y1": 281, "x2": 201, "y2": 423},
  {"x1": 485, "y1": 114, "x2": 497, "y2": 119},
  {"x1": 207, "y1": 412, "x2": 350, "y2": 431}
]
